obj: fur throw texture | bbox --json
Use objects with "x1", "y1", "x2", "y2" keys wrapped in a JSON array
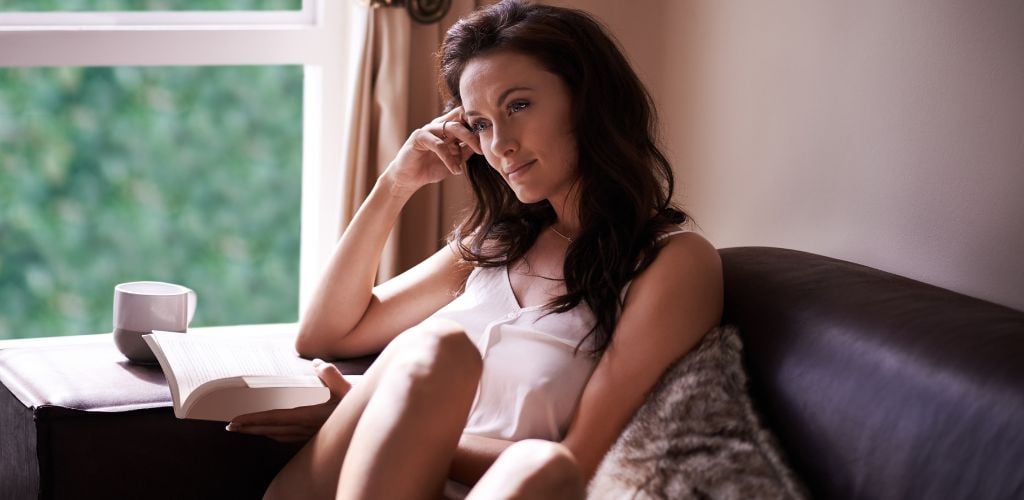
[{"x1": 587, "y1": 325, "x2": 807, "y2": 500}]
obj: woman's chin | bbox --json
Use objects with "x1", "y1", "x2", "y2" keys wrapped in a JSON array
[{"x1": 511, "y1": 189, "x2": 545, "y2": 205}]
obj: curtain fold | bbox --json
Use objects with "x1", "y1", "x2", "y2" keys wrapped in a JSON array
[{"x1": 340, "y1": 1, "x2": 478, "y2": 283}]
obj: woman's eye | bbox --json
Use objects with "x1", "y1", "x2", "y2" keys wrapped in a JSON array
[
  {"x1": 470, "y1": 121, "x2": 490, "y2": 134},
  {"x1": 509, "y1": 100, "x2": 529, "y2": 114}
]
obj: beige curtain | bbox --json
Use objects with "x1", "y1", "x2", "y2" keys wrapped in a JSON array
[{"x1": 341, "y1": 1, "x2": 479, "y2": 282}]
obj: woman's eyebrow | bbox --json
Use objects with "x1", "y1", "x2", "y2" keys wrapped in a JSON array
[
  {"x1": 496, "y1": 86, "x2": 532, "y2": 107},
  {"x1": 464, "y1": 86, "x2": 533, "y2": 117}
]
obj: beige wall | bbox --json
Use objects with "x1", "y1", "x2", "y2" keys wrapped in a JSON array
[{"x1": 548, "y1": 0, "x2": 1024, "y2": 312}]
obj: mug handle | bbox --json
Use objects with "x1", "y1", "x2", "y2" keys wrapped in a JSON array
[{"x1": 186, "y1": 288, "x2": 198, "y2": 326}]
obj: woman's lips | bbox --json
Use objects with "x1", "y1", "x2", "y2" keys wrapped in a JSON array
[{"x1": 506, "y1": 160, "x2": 536, "y2": 180}]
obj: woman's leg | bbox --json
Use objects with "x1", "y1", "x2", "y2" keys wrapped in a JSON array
[
  {"x1": 262, "y1": 331, "x2": 410, "y2": 500},
  {"x1": 466, "y1": 440, "x2": 585, "y2": 500},
  {"x1": 337, "y1": 324, "x2": 482, "y2": 500},
  {"x1": 263, "y1": 320, "x2": 481, "y2": 500}
]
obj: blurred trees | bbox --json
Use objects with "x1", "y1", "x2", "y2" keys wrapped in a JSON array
[
  {"x1": 0, "y1": 64, "x2": 303, "y2": 338},
  {"x1": 1, "y1": 0, "x2": 299, "y2": 11}
]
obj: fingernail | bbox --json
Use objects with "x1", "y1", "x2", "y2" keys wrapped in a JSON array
[
  {"x1": 225, "y1": 423, "x2": 237, "y2": 431},
  {"x1": 312, "y1": 358, "x2": 324, "y2": 366}
]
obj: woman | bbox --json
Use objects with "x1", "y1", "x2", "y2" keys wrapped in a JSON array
[{"x1": 228, "y1": 1, "x2": 722, "y2": 498}]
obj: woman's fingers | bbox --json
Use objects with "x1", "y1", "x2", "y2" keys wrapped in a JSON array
[
  {"x1": 406, "y1": 106, "x2": 482, "y2": 177},
  {"x1": 227, "y1": 404, "x2": 332, "y2": 440},
  {"x1": 430, "y1": 107, "x2": 483, "y2": 156},
  {"x1": 313, "y1": 360, "x2": 351, "y2": 400},
  {"x1": 224, "y1": 363, "x2": 347, "y2": 443},
  {"x1": 416, "y1": 130, "x2": 464, "y2": 175},
  {"x1": 445, "y1": 121, "x2": 482, "y2": 152},
  {"x1": 430, "y1": 105, "x2": 466, "y2": 125},
  {"x1": 440, "y1": 120, "x2": 483, "y2": 156}
]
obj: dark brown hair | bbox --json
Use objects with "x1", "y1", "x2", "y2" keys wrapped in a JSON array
[{"x1": 439, "y1": 0, "x2": 687, "y2": 355}]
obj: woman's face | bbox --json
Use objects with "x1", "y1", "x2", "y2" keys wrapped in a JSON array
[{"x1": 459, "y1": 51, "x2": 578, "y2": 205}]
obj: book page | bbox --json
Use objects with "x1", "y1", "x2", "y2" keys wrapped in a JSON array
[{"x1": 147, "y1": 331, "x2": 318, "y2": 404}]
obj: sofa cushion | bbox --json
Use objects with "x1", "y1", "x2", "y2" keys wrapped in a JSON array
[{"x1": 588, "y1": 325, "x2": 807, "y2": 500}]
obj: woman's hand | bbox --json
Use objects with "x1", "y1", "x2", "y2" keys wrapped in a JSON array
[
  {"x1": 226, "y1": 359, "x2": 352, "y2": 443},
  {"x1": 384, "y1": 106, "x2": 483, "y2": 196}
]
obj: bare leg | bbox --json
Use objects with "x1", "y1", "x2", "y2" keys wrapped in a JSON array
[
  {"x1": 337, "y1": 326, "x2": 482, "y2": 500},
  {"x1": 263, "y1": 321, "x2": 481, "y2": 500},
  {"x1": 263, "y1": 332, "x2": 408, "y2": 500},
  {"x1": 466, "y1": 440, "x2": 585, "y2": 500}
]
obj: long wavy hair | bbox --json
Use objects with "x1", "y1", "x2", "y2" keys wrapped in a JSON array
[{"x1": 439, "y1": 0, "x2": 688, "y2": 356}]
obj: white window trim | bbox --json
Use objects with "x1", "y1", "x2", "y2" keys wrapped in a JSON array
[{"x1": 0, "y1": 0, "x2": 358, "y2": 331}]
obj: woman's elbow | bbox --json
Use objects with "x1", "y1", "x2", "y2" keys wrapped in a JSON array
[
  {"x1": 560, "y1": 438, "x2": 602, "y2": 484},
  {"x1": 294, "y1": 335, "x2": 321, "y2": 360},
  {"x1": 294, "y1": 323, "x2": 335, "y2": 360}
]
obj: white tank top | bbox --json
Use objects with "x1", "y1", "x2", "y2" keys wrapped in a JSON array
[
  {"x1": 430, "y1": 263, "x2": 599, "y2": 441},
  {"x1": 431, "y1": 228, "x2": 689, "y2": 442}
]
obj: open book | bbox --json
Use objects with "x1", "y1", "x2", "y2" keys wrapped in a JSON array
[{"x1": 143, "y1": 330, "x2": 330, "y2": 422}]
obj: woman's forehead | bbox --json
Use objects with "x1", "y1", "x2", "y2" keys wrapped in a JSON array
[{"x1": 459, "y1": 52, "x2": 557, "y2": 110}]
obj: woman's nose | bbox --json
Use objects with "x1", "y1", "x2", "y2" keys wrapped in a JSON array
[{"x1": 490, "y1": 125, "x2": 519, "y2": 158}]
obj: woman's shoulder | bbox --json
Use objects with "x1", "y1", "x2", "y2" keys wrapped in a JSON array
[
  {"x1": 652, "y1": 230, "x2": 720, "y2": 271},
  {"x1": 633, "y1": 230, "x2": 722, "y2": 296},
  {"x1": 614, "y1": 227, "x2": 720, "y2": 301},
  {"x1": 621, "y1": 230, "x2": 723, "y2": 328},
  {"x1": 654, "y1": 225, "x2": 693, "y2": 243}
]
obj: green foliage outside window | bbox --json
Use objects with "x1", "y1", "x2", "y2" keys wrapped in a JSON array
[
  {"x1": 0, "y1": 65, "x2": 303, "y2": 339},
  {"x1": 0, "y1": 0, "x2": 301, "y2": 11}
]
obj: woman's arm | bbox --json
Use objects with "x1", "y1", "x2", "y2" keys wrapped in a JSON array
[
  {"x1": 296, "y1": 107, "x2": 482, "y2": 359},
  {"x1": 295, "y1": 176, "x2": 462, "y2": 359},
  {"x1": 560, "y1": 232, "x2": 724, "y2": 480}
]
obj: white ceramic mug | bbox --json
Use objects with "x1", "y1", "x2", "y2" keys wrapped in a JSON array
[{"x1": 113, "y1": 281, "x2": 197, "y2": 363}]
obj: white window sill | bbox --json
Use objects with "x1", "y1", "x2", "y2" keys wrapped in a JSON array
[{"x1": 0, "y1": 322, "x2": 300, "y2": 351}]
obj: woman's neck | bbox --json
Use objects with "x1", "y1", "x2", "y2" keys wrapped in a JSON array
[{"x1": 548, "y1": 186, "x2": 581, "y2": 238}]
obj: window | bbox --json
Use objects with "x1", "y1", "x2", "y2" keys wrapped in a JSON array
[{"x1": 0, "y1": 0, "x2": 353, "y2": 339}]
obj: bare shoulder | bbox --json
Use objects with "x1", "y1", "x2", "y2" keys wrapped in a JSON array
[
  {"x1": 627, "y1": 231, "x2": 722, "y2": 306},
  {"x1": 655, "y1": 231, "x2": 720, "y2": 269},
  {"x1": 616, "y1": 230, "x2": 724, "y2": 355}
]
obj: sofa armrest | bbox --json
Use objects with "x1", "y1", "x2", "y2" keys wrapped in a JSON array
[{"x1": 720, "y1": 247, "x2": 1024, "y2": 500}]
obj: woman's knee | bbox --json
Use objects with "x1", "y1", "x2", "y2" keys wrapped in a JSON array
[
  {"x1": 390, "y1": 319, "x2": 482, "y2": 390},
  {"x1": 475, "y1": 440, "x2": 584, "y2": 500},
  {"x1": 425, "y1": 318, "x2": 482, "y2": 370},
  {"x1": 506, "y1": 440, "x2": 584, "y2": 492}
]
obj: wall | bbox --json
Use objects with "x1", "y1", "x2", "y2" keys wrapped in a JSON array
[{"x1": 550, "y1": 0, "x2": 1024, "y2": 312}]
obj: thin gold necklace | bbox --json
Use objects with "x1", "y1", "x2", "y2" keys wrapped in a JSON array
[{"x1": 550, "y1": 225, "x2": 574, "y2": 243}]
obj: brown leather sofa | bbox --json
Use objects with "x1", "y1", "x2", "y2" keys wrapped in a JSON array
[
  {"x1": 721, "y1": 247, "x2": 1024, "y2": 499},
  {"x1": 1, "y1": 247, "x2": 1022, "y2": 499}
]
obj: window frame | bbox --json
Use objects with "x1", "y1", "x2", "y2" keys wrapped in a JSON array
[{"x1": 0, "y1": 0, "x2": 358, "y2": 332}]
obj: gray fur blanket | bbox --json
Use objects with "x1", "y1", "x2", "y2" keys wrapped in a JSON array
[{"x1": 587, "y1": 325, "x2": 807, "y2": 500}]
